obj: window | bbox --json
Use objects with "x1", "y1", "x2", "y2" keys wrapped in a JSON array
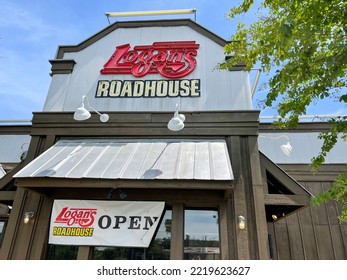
[
  {"x1": 91, "y1": 209, "x2": 172, "y2": 260},
  {"x1": 0, "y1": 203, "x2": 10, "y2": 249},
  {"x1": 184, "y1": 209, "x2": 220, "y2": 260},
  {"x1": 0, "y1": 219, "x2": 7, "y2": 248},
  {"x1": 46, "y1": 245, "x2": 78, "y2": 260}
]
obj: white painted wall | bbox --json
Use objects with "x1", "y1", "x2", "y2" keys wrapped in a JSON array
[
  {"x1": 43, "y1": 24, "x2": 252, "y2": 113},
  {"x1": 0, "y1": 135, "x2": 31, "y2": 163},
  {"x1": 259, "y1": 132, "x2": 347, "y2": 164}
]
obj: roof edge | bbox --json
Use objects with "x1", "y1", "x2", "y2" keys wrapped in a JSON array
[
  {"x1": 259, "y1": 151, "x2": 314, "y2": 198},
  {"x1": 55, "y1": 19, "x2": 229, "y2": 59}
]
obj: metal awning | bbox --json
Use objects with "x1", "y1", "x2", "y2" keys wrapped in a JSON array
[{"x1": 14, "y1": 139, "x2": 233, "y2": 181}]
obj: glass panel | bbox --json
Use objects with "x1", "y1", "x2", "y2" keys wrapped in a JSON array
[
  {"x1": 0, "y1": 220, "x2": 7, "y2": 248},
  {"x1": 91, "y1": 209, "x2": 171, "y2": 260},
  {"x1": 46, "y1": 245, "x2": 78, "y2": 260},
  {"x1": 184, "y1": 209, "x2": 220, "y2": 260}
]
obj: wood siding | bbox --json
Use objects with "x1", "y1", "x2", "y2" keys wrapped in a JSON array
[{"x1": 268, "y1": 165, "x2": 347, "y2": 260}]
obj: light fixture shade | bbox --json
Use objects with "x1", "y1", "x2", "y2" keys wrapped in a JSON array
[
  {"x1": 237, "y1": 215, "x2": 246, "y2": 230},
  {"x1": 168, "y1": 103, "x2": 185, "y2": 131},
  {"x1": 73, "y1": 95, "x2": 109, "y2": 122},
  {"x1": 23, "y1": 211, "x2": 34, "y2": 224},
  {"x1": 280, "y1": 141, "x2": 293, "y2": 157},
  {"x1": 168, "y1": 116, "x2": 184, "y2": 131},
  {"x1": 178, "y1": 113, "x2": 186, "y2": 122},
  {"x1": 73, "y1": 104, "x2": 91, "y2": 121},
  {"x1": 100, "y1": 113, "x2": 110, "y2": 123}
]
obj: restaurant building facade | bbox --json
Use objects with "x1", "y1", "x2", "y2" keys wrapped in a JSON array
[{"x1": 0, "y1": 19, "x2": 346, "y2": 260}]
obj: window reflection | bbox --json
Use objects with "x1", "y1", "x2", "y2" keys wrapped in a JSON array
[
  {"x1": 91, "y1": 209, "x2": 171, "y2": 260},
  {"x1": 184, "y1": 209, "x2": 220, "y2": 260},
  {"x1": 46, "y1": 245, "x2": 78, "y2": 260},
  {"x1": 0, "y1": 203, "x2": 10, "y2": 248},
  {"x1": 0, "y1": 220, "x2": 7, "y2": 248}
]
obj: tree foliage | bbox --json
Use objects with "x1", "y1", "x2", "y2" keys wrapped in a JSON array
[{"x1": 221, "y1": 0, "x2": 347, "y2": 221}]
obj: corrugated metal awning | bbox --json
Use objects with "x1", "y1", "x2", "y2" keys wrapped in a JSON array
[{"x1": 14, "y1": 139, "x2": 233, "y2": 181}]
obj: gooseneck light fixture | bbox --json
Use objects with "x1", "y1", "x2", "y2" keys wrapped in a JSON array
[
  {"x1": 237, "y1": 215, "x2": 246, "y2": 230},
  {"x1": 74, "y1": 95, "x2": 109, "y2": 123},
  {"x1": 23, "y1": 211, "x2": 35, "y2": 224},
  {"x1": 280, "y1": 141, "x2": 293, "y2": 157},
  {"x1": 259, "y1": 134, "x2": 293, "y2": 157},
  {"x1": 167, "y1": 103, "x2": 186, "y2": 131}
]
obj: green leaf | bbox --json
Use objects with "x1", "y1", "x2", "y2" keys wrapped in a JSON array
[{"x1": 221, "y1": 0, "x2": 347, "y2": 221}]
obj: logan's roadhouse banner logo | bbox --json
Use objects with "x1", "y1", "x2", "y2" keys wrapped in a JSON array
[
  {"x1": 49, "y1": 200, "x2": 165, "y2": 247},
  {"x1": 97, "y1": 41, "x2": 200, "y2": 98}
]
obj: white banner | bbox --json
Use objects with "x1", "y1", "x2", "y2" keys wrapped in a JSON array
[{"x1": 49, "y1": 200, "x2": 165, "y2": 247}]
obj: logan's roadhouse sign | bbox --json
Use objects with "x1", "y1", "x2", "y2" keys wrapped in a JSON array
[
  {"x1": 49, "y1": 200, "x2": 165, "y2": 247},
  {"x1": 96, "y1": 41, "x2": 200, "y2": 98}
]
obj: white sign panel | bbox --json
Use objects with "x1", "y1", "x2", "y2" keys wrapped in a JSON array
[
  {"x1": 44, "y1": 25, "x2": 252, "y2": 113},
  {"x1": 49, "y1": 200, "x2": 165, "y2": 247}
]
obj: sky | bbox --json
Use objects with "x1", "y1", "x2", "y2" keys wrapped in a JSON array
[{"x1": 0, "y1": 0, "x2": 346, "y2": 122}]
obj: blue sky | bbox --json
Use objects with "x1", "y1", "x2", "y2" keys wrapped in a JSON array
[{"x1": 0, "y1": 0, "x2": 346, "y2": 122}]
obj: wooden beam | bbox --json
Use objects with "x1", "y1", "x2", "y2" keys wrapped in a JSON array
[
  {"x1": 15, "y1": 178, "x2": 233, "y2": 190},
  {"x1": 223, "y1": 188, "x2": 233, "y2": 200},
  {"x1": 260, "y1": 152, "x2": 313, "y2": 196},
  {"x1": 264, "y1": 194, "x2": 310, "y2": 206},
  {"x1": 170, "y1": 204, "x2": 184, "y2": 260},
  {"x1": 0, "y1": 191, "x2": 16, "y2": 201},
  {"x1": 0, "y1": 125, "x2": 31, "y2": 134},
  {"x1": 0, "y1": 161, "x2": 26, "y2": 190},
  {"x1": 29, "y1": 111, "x2": 260, "y2": 137}
]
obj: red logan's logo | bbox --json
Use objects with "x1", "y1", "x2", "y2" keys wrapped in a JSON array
[
  {"x1": 54, "y1": 207, "x2": 97, "y2": 228},
  {"x1": 100, "y1": 41, "x2": 200, "y2": 78}
]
